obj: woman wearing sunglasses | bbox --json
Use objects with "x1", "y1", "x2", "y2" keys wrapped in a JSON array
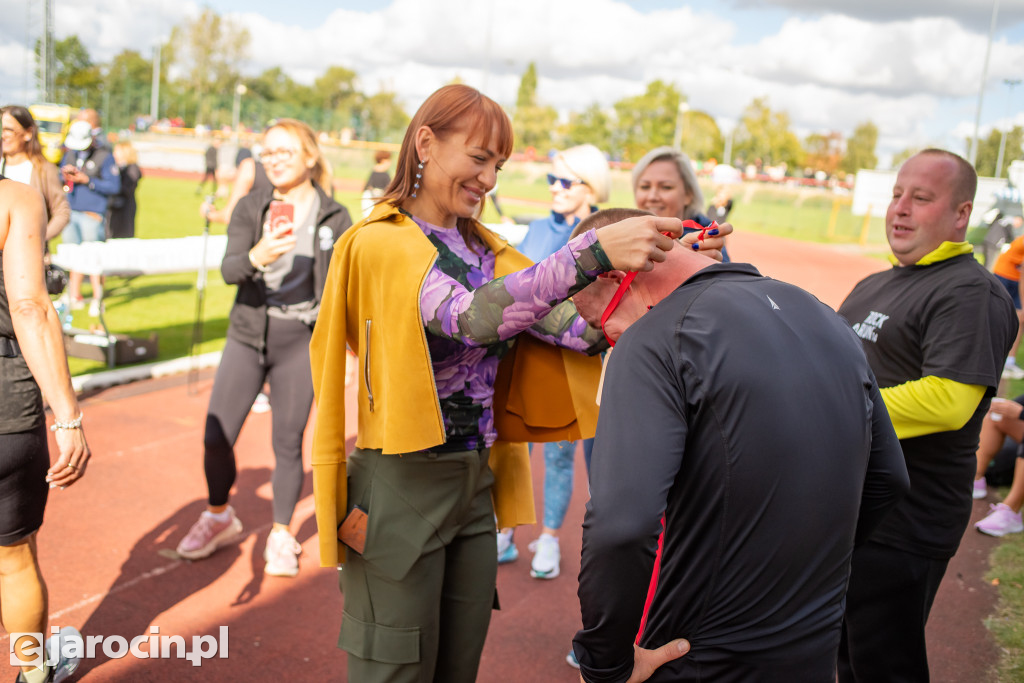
[{"x1": 500, "y1": 144, "x2": 610, "y2": 579}]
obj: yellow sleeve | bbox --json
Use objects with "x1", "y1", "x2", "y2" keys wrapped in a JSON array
[{"x1": 879, "y1": 376, "x2": 986, "y2": 440}]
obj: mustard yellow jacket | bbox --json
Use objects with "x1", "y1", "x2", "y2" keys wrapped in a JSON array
[{"x1": 310, "y1": 202, "x2": 602, "y2": 566}]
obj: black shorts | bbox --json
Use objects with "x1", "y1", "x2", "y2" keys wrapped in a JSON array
[{"x1": 0, "y1": 423, "x2": 49, "y2": 545}]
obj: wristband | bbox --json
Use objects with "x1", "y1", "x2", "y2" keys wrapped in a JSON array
[
  {"x1": 50, "y1": 412, "x2": 83, "y2": 432},
  {"x1": 249, "y1": 249, "x2": 268, "y2": 273}
]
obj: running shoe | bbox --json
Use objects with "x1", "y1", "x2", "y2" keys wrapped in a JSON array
[
  {"x1": 176, "y1": 507, "x2": 243, "y2": 560},
  {"x1": 497, "y1": 529, "x2": 519, "y2": 564},
  {"x1": 47, "y1": 625, "x2": 83, "y2": 682},
  {"x1": 1003, "y1": 362, "x2": 1024, "y2": 380},
  {"x1": 973, "y1": 477, "x2": 988, "y2": 500},
  {"x1": 566, "y1": 648, "x2": 580, "y2": 669},
  {"x1": 529, "y1": 533, "x2": 561, "y2": 579},
  {"x1": 976, "y1": 503, "x2": 1024, "y2": 537},
  {"x1": 264, "y1": 528, "x2": 302, "y2": 577}
]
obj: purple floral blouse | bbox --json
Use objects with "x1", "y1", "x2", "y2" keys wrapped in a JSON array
[{"x1": 414, "y1": 216, "x2": 611, "y2": 451}]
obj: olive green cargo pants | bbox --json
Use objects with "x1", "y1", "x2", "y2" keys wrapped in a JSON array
[{"x1": 339, "y1": 446, "x2": 499, "y2": 683}]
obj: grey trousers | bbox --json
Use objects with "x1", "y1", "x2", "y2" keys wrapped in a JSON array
[{"x1": 339, "y1": 446, "x2": 498, "y2": 683}]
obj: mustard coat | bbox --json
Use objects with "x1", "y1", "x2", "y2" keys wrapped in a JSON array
[{"x1": 310, "y1": 202, "x2": 602, "y2": 565}]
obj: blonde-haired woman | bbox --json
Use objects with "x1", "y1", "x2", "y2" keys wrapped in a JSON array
[
  {"x1": 107, "y1": 141, "x2": 142, "y2": 239},
  {"x1": 176, "y1": 119, "x2": 352, "y2": 577},
  {"x1": 633, "y1": 145, "x2": 730, "y2": 261}
]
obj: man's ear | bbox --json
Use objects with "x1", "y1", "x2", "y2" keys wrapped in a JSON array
[
  {"x1": 955, "y1": 200, "x2": 973, "y2": 231},
  {"x1": 598, "y1": 270, "x2": 627, "y2": 283}
]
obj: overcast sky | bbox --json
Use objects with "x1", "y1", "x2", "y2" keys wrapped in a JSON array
[{"x1": 2, "y1": 0, "x2": 1023, "y2": 166}]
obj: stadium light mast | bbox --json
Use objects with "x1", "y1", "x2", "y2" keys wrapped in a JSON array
[
  {"x1": 39, "y1": 0, "x2": 55, "y2": 101},
  {"x1": 969, "y1": 0, "x2": 1000, "y2": 166},
  {"x1": 995, "y1": 78, "x2": 1021, "y2": 178}
]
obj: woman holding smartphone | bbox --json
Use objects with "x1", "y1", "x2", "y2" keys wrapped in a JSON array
[{"x1": 176, "y1": 119, "x2": 352, "y2": 578}]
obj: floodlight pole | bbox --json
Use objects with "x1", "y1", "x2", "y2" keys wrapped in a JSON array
[
  {"x1": 995, "y1": 78, "x2": 1021, "y2": 178},
  {"x1": 969, "y1": 0, "x2": 1000, "y2": 166},
  {"x1": 150, "y1": 42, "x2": 161, "y2": 121}
]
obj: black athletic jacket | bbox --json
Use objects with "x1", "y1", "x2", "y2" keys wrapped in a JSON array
[{"x1": 574, "y1": 263, "x2": 909, "y2": 683}]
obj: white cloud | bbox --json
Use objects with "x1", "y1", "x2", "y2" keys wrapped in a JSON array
[
  {"x1": 732, "y1": 0, "x2": 1024, "y2": 32},
  {"x1": 2, "y1": 0, "x2": 1021, "y2": 165}
]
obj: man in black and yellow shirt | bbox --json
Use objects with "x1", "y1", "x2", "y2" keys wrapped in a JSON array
[{"x1": 838, "y1": 149, "x2": 1018, "y2": 682}]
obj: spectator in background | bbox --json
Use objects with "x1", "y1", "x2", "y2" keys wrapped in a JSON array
[
  {"x1": 501, "y1": 143, "x2": 609, "y2": 579},
  {"x1": 198, "y1": 138, "x2": 221, "y2": 196},
  {"x1": 60, "y1": 119, "x2": 120, "y2": 317},
  {"x1": 203, "y1": 147, "x2": 273, "y2": 226},
  {"x1": 991, "y1": 227, "x2": 1024, "y2": 379},
  {"x1": 360, "y1": 149, "x2": 392, "y2": 218},
  {"x1": 175, "y1": 119, "x2": 352, "y2": 578},
  {"x1": 0, "y1": 105, "x2": 70, "y2": 241},
  {"x1": 107, "y1": 141, "x2": 142, "y2": 240},
  {"x1": 837, "y1": 149, "x2": 1018, "y2": 681},
  {"x1": 76, "y1": 108, "x2": 106, "y2": 148},
  {"x1": 633, "y1": 146, "x2": 729, "y2": 261},
  {"x1": 972, "y1": 396, "x2": 1024, "y2": 537},
  {"x1": 706, "y1": 186, "x2": 734, "y2": 225},
  {"x1": 1, "y1": 156, "x2": 90, "y2": 683}
]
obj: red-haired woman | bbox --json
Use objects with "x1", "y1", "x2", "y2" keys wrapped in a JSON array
[
  {"x1": 176, "y1": 119, "x2": 352, "y2": 578},
  {"x1": 309, "y1": 84, "x2": 726, "y2": 682}
]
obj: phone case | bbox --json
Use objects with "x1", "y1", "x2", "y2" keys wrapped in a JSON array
[{"x1": 268, "y1": 201, "x2": 295, "y2": 234}]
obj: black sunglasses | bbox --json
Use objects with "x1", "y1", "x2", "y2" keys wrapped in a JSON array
[{"x1": 547, "y1": 173, "x2": 585, "y2": 190}]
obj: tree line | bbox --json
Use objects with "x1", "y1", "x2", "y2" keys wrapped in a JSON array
[{"x1": 36, "y1": 8, "x2": 1020, "y2": 178}]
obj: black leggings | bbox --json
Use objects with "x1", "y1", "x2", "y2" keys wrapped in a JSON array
[{"x1": 204, "y1": 317, "x2": 314, "y2": 525}]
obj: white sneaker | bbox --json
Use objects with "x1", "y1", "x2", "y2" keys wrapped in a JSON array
[
  {"x1": 1003, "y1": 362, "x2": 1024, "y2": 380},
  {"x1": 251, "y1": 392, "x2": 270, "y2": 414},
  {"x1": 45, "y1": 625, "x2": 84, "y2": 682},
  {"x1": 87, "y1": 298, "x2": 103, "y2": 317},
  {"x1": 264, "y1": 528, "x2": 302, "y2": 577},
  {"x1": 973, "y1": 477, "x2": 988, "y2": 500},
  {"x1": 529, "y1": 533, "x2": 561, "y2": 579}
]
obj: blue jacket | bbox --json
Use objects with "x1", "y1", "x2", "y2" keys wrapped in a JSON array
[
  {"x1": 518, "y1": 211, "x2": 586, "y2": 262},
  {"x1": 60, "y1": 146, "x2": 120, "y2": 215}
]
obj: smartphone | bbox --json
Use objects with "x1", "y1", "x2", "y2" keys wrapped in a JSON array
[{"x1": 267, "y1": 201, "x2": 295, "y2": 236}]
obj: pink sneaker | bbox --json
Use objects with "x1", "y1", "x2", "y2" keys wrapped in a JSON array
[
  {"x1": 975, "y1": 503, "x2": 1024, "y2": 537},
  {"x1": 973, "y1": 477, "x2": 988, "y2": 500},
  {"x1": 176, "y1": 507, "x2": 243, "y2": 559},
  {"x1": 264, "y1": 528, "x2": 302, "y2": 577}
]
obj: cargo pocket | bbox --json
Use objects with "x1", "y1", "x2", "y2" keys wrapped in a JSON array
[{"x1": 339, "y1": 611, "x2": 420, "y2": 664}]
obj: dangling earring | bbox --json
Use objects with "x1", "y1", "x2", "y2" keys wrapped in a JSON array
[{"x1": 412, "y1": 161, "x2": 424, "y2": 198}]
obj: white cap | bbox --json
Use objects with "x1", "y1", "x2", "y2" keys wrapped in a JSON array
[{"x1": 64, "y1": 120, "x2": 93, "y2": 151}]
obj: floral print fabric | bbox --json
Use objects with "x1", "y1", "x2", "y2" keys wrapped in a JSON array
[{"x1": 415, "y1": 217, "x2": 610, "y2": 450}]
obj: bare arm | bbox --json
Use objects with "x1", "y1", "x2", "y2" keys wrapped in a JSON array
[
  {"x1": 203, "y1": 158, "x2": 256, "y2": 225},
  {"x1": 2, "y1": 182, "x2": 89, "y2": 486}
]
